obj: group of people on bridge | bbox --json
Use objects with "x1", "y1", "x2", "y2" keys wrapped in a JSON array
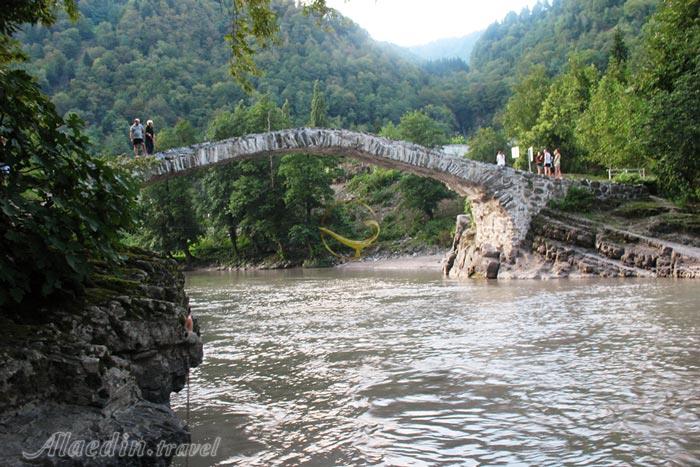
[
  {"x1": 129, "y1": 118, "x2": 156, "y2": 157},
  {"x1": 495, "y1": 147, "x2": 563, "y2": 179},
  {"x1": 535, "y1": 148, "x2": 563, "y2": 179}
]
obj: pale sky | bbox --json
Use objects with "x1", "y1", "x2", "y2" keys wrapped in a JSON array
[{"x1": 325, "y1": 0, "x2": 540, "y2": 46}]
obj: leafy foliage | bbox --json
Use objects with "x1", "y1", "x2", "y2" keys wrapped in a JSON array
[
  {"x1": 548, "y1": 186, "x2": 598, "y2": 212},
  {"x1": 137, "y1": 176, "x2": 203, "y2": 260},
  {"x1": 0, "y1": 68, "x2": 135, "y2": 307},
  {"x1": 466, "y1": 127, "x2": 509, "y2": 164},
  {"x1": 576, "y1": 62, "x2": 641, "y2": 169},
  {"x1": 17, "y1": 0, "x2": 454, "y2": 152},
  {"x1": 378, "y1": 110, "x2": 456, "y2": 219},
  {"x1": 635, "y1": 0, "x2": 700, "y2": 200}
]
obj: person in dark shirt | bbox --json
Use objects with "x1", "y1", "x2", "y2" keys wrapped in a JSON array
[{"x1": 145, "y1": 119, "x2": 156, "y2": 155}]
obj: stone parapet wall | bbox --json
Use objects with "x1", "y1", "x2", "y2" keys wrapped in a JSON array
[{"x1": 573, "y1": 179, "x2": 649, "y2": 202}]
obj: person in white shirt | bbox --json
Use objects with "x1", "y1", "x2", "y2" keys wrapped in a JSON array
[
  {"x1": 496, "y1": 150, "x2": 506, "y2": 167},
  {"x1": 129, "y1": 118, "x2": 146, "y2": 158},
  {"x1": 543, "y1": 148, "x2": 553, "y2": 176}
]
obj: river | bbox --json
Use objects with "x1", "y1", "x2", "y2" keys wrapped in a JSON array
[{"x1": 172, "y1": 269, "x2": 699, "y2": 466}]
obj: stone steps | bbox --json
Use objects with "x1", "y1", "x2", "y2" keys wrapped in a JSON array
[
  {"x1": 531, "y1": 235, "x2": 657, "y2": 278},
  {"x1": 532, "y1": 210, "x2": 700, "y2": 278}
]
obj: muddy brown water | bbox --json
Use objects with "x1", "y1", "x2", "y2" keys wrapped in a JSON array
[{"x1": 172, "y1": 270, "x2": 699, "y2": 466}]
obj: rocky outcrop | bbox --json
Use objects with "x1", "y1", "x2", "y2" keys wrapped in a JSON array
[
  {"x1": 443, "y1": 214, "x2": 501, "y2": 279},
  {"x1": 443, "y1": 181, "x2": 664, "y2": 279},
  {"x1": 0, "y1": 252, "x2": 203, "y2": 466},
  {"x1": 445, "y1": 205, "x2": 700, "y2": 279}
]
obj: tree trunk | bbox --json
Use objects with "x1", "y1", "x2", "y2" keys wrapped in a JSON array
[
  {"x1": 183, "y1": 244, "x2": 194, "y2": 264},
  {"x1": 227, "y1": 223, "x2": 239, "y2": 256}
]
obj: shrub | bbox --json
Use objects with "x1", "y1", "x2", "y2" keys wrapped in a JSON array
[
  {"x1": 548, "y1": 186, "x2": 597, "y2": 212},
  {"x1": 346, "y1": 168, "x2": 400, "y2": 205},
  {"x1": 613, "y1": 172, "x2": 658, "y2": 195},
  {"x1": 0, "y1": 69, "x2": 136, "y2": 309}
]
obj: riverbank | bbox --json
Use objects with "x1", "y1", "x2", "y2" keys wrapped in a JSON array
[
  {"x1": 336, "y1": 253, "x2": 444, "y2": 271},
  {"x1": 445, "y1": 191, "x2": 700, "y2": 279},
  {"x1": 186, "y1": 243, "x2": 448, "y2": 273}
]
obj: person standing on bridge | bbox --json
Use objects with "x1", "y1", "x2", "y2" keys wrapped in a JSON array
[
  {"x1": 543, "y1": 148, "x2": 553, "y2": 176},
  {"x1": 145, "y1": 119, "x2": 156, "y2": 156},
  {"x1": 553, "y1": 148, "x2": 562, "y2": 179},
  {"x1": 129, "y1": 118, "x2": 146, "y2": 158},
  {"x1": 535, "y1": 151, "x2": 544, "y2": 175},
  {"x1": 496, "y1": 150, "x2": 506, "y2": 167}
]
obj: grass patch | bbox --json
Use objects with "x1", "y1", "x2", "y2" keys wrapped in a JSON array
[
  {"x1": 613, "y1": 200, "x2": 669, "y2": 219},
  {"x1": 650, "y1": 212, "x2": 700, "y2": 236}
]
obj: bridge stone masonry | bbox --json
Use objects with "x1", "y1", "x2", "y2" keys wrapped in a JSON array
[{"x1": 143, "y1": 128, "x2": 647, "y2": 278}]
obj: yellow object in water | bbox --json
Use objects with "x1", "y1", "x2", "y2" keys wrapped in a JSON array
[
  {"x1": 319, "y1": 220, "x2": 380, "y2": 259},
  {"x1": 319, "y1": 199, "x2": 381, "y2": 260}
]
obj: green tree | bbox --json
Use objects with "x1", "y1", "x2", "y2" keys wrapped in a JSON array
[
  {"x1": 138, "y1": 177, "x2": 203, "y2": 261},
  {"x1": 466, "y1": 127, "x2": 510, "y2": 164},
  {"x1": 278, "y1": 154, "x2": 335, "y2": 256},
  {"x1": 502, "y1": 65, "x2": 551, "y2": 149},
  {"x1": 388, "y1": 110, "x2": 454, "y2": 219},
  {"x1": 309, "y1": 80, "x2": 328, "y2": 127},
  {"x1": 228, "y1": 160, "x2": 287, "y2": 257},
  {"x1": 276, "y1": 79, "x2": 337, "y2": 258},
  {"x1": 610, "y1": 27, "x2": 629, "y2": 68},
  {"x1": 636, "y1": 0, "x2": 700, "y2": 199},
  {"x1": 395, "y1": 110, "x2": 450, "y2": 148},
  {"x1": 1, "y1": 0, "x2": 135, "y2": 308},
  {"x1": 576, "y1": 66, "x2": 640, "y2": 169},
  {"x1": 196, "y1": 164, "x2": 242, "y2": 256},
  {"x1": 576, "y1": 33, "x2": 640, "y2": 169},
  {"x1": 397, "y1": 174, "x2": 453, "y2": 220},
  {"x1": 531, "y1": 56, "x2": 598, "y2": 172},
  {"x1": 378, "y1": 121, "x2": 401, "y2": 140},
  {"x1": 158, "y1": 119, "x2": 198, "y2": 150},
  {"x1": 205, "y1": 102, "x2": 248, "y2": 141}
]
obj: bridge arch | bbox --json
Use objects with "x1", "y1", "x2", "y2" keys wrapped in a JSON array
[{"x1": 144, "y1": 128, "x2": 570, "y2": 276}]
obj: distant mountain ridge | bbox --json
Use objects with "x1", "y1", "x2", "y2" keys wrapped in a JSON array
[{"x1": 406, "y1": 31, "x2": 483, "y2": 63}]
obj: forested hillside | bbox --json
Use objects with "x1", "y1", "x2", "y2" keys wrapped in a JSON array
[
  {"x1": 471, "y1": 0, "x2": 657, "y2": 76},
  {"x1": 17, "y1": 0, "x2": 660, "y2": 156},
  {"x1": 18, "y1": 0, "x2": 466, "y2": 153},
  {"x1": 467, "y1": 0, "x2": 698, "y2": 200}
]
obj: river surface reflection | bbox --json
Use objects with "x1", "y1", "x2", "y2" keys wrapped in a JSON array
[{"x1": 172, "y1": 270, "x2": 699, "y2": 466}]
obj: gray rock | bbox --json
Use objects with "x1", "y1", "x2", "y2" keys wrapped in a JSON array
[{"x1": 0, "y1": 254, "x2": 202, "y2": 466}]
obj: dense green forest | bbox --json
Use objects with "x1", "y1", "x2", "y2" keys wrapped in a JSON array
[
  {"x1": 18, "y1": 0, "x2": 471, "y2": 152},
  {"x1": 17, "y1": 0, "x2": 668, "y2": 161},
  {"x1": 468, "y1": 0, "x2": 698, "y2": 201}
]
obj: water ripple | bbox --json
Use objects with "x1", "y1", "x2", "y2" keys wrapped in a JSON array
[{"x1": 172, "y1": 271, "x2": 700, "y2": 466}]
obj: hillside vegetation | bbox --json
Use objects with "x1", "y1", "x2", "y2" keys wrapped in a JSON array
[{"x1": 9, "y1": 0, "x2": 697, "y2": 273}]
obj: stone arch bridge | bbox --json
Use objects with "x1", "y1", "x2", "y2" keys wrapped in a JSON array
[{"x1": 144, "y1": 128, "x2": 571, "y2": 276}]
